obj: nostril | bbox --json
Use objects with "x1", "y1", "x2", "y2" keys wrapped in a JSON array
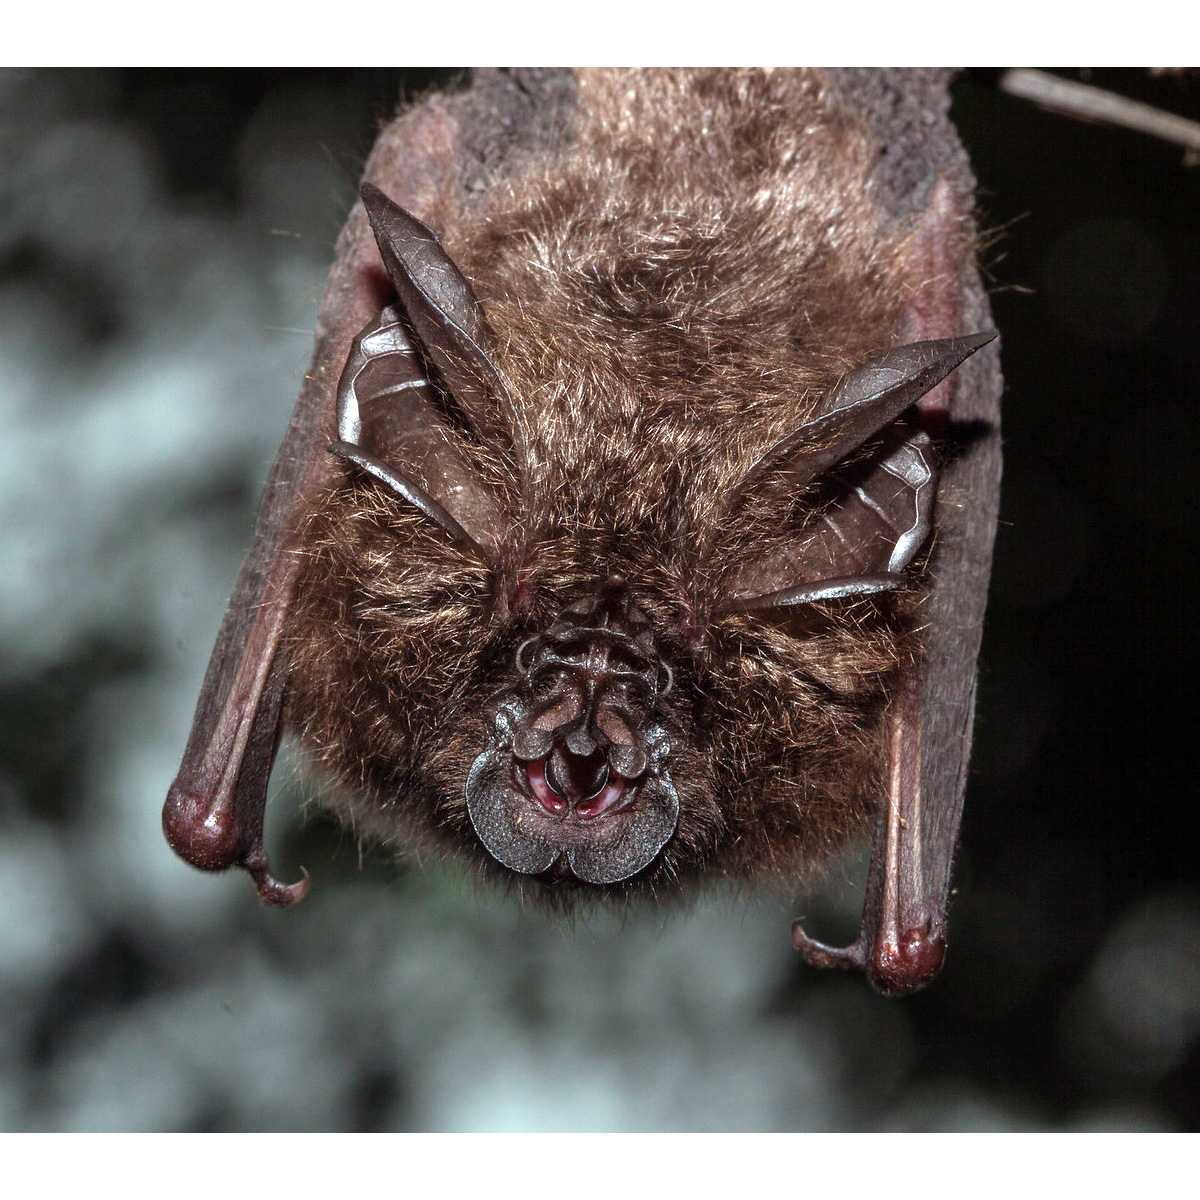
[{"x1": 546, "y1": 743, "x2": 608, "y2": 802}]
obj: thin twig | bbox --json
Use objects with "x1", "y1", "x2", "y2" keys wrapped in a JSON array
[{"x1": 1000, "y1": 68, "x2": 1200, "y2": 166}]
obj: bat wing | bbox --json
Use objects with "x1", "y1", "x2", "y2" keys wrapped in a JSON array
[
  {"x1": 790, "y1": 147, "x2": 1004, "y2": 992},
  {"x1": 162, "y1": 104, "x2": 466, "y2": 904}
]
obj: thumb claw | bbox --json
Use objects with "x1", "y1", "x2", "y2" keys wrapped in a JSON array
[{"x1": 250, "y1": 864, "x2": 311, "y2": 907}]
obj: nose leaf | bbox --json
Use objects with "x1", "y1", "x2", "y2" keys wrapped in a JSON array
[
  {"x1": 466, "y1": 581, "x2": 681, "y2": 884},
  {"x1": 563, "y1": 726, "x2": 600, "y2": 758}
]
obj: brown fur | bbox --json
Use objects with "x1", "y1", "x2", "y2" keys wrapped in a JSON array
[{"x1": 284, "y1": 69, "x2": 939, "y2": 900}]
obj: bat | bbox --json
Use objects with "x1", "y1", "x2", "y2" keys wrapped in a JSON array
[{"x1": 163, "y1": 69, "x2": 1002, "y2": 996}]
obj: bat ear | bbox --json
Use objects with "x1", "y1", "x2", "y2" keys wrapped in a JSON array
[
  {"x1": 716, "y1": 334, "x2": 994, "y2": 613},
  {"x1": 717, "y1": 419, "x2": 936, "y2": 612},
  {"x1": 737, "y1": 333, "x2": 995, "y2": 497},
  {"x1": 360, "y1": 183, "x2": 522, "y2": 445},
  {"x1": 329, "y1": 305, "x2": 506, "y2": 564}
]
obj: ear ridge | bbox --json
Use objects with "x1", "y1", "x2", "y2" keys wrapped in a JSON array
[
  {"x1": 715, "y1": 573, "x2": 915, "y2": 615},
  {"x1": 360, "y1": 183, "x2": 525, "y2": 447},
  {"x1": 328, "y1": 442, "x2": 494, "y2": 562},
  {"x1": 330, "y1": 305, "x2": 506, "y2": 563}
]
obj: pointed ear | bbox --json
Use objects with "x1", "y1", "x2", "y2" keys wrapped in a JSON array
[
  {"x1": 360, "y1": 183, "x2": 522, "y2": 443},
  {"x1": 716, "y1": 333, "x2": 994, "y2": 614},
  {"x1": 734, "y1": 333, "x2": 996, "y2": 499},
  {"x1": 330, "y1": 305, "x2": 505, "y2": 564}
]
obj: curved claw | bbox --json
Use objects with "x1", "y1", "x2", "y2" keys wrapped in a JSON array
[
  {"x1": 791, "y1": 921, "x2": 866, "y2": 972},
  {"x1": 792, "y1": 918, "x2": 945, "y2": 996},
  {"x1": 249, "y1": 862, "x2": 311, "y2": 908},
  {"x1": 163, "y1": 781, "x2": 310, "y2": 908}
]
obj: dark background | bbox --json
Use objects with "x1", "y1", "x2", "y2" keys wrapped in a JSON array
[{"x1": 0, "y1": 68, "x2": 1196, "y2": 1130}]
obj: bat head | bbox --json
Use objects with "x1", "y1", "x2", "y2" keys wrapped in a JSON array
[{"x1": 287, "y1": 185, "x2": 993, "y2": 898}]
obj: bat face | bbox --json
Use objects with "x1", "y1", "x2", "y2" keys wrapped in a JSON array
[
  {"x1": 165, "y1": 70, "x2": 1002, "y2": 993},
  {"x1": 284, "y1": 178, "x2": 990, "y2": 903}
]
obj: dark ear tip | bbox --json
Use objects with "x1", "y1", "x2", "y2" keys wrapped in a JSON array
[
  {"x1": 899, "y1": 329, "x2": 996, "y2": 379},
  {"x1": 961, "y1": 329, "x2": 999, "y2": 351},
  {"x1": 360, "y1": 181, "x2": 391, "y2": 224},
  {"x1": 922, "y1": 330, "x2": 997, "y2": 362},
  {"x1": 938, "y1": 330, "x2": 997, "y2": 365},
  {"x1": 359, "y1": 181, "x2": 442, "y2": 253}
]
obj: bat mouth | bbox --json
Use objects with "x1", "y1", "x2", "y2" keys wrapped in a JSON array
[
  {"x1": 465, "y1": 579, "x2": 681, "y2": 886},
  {"x1": 522, "y1": 750, "x2": 634, "y2": 820},
  {"x1": 466, "y1": 739, "x2": 679, "y2": 886}
]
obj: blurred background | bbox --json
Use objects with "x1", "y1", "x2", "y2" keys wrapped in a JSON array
[{"x1": 0, "y1": 68, "x2": 1197, "y2": 1131}]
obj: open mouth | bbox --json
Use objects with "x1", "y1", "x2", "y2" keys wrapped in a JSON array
[
  {"x1": 466, "y1": 735, "x2": 679, "y2": 886},
  {"x1": 464, "y1": 581, "x2": 680, "y2": 885},
  {"x1": 520, "y1": 753, "x2": 635, "y2": 821}
]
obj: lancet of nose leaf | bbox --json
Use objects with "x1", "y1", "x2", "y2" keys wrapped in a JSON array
[{"x1": 734, "y1": 333, "x2": 996, "y2": 498}]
